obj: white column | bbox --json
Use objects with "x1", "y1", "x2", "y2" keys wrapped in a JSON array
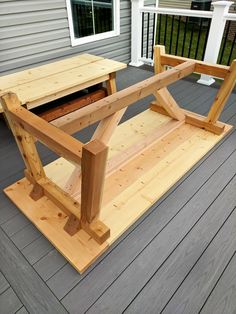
[
  {"x1": 197, "y1": 1, "x2": 233, "y2": 85},
  {"x1": 130, "y1": 0, "x2": 144, "y2": 67}
]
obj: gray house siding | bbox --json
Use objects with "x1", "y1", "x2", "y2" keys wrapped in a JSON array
[{"x1": 0, "y1": 0, "x2": 131, "y2": 75}]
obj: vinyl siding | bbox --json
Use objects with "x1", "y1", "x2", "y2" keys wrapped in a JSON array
[{"x1": 0, "y1": 0, "x2": 131, "y2": 75}]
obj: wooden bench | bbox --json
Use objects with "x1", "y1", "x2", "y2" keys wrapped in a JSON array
[{"x1": 0, "y1": 54, "x2": 127, "y2": 116}]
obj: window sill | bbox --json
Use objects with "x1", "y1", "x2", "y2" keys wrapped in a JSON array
[{"x1": 70, "y1": 30, "x2": 120, "y2": 47}]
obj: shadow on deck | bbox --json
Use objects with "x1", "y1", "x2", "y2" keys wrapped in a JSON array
[{"x1": 0, "y1": 66, "x2": 236, "y2": 314}]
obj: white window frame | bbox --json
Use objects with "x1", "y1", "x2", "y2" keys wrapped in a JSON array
[{"x1": 66, "y1": 0, "x2": 120, "y2": 46}]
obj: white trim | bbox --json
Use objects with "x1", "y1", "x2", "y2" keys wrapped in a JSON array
[
  {"x1": 129, "y1": 0, "x2": 144, "y2": 67},
  {"x1": 224, "y1": 13, "x2": 236, "y2": 21},
  {"x1": 65, "y1": 0, "x2": 120, "y2": 47},
  {"x1": 140, "y1": 7, "x2": 213, "y2": 18}
]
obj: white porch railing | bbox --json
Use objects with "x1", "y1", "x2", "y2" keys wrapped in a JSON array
[{"x1": 130, "y1": 0, "x2": 236, "y2": 85}]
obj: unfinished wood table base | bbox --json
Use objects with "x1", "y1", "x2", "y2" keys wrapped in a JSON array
[
  {"x1": 4, "y1": 109, "x2": 232, "y2": 272},
  {"x1": 2, "y1": 48, "x2": 235, "y2": 273}
]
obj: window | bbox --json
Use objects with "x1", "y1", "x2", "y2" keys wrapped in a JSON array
[{"x1": 66, "y1": 0, "x2": 120, "y2": 46}]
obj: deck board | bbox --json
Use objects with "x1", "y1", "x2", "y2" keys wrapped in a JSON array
[
  {"x1": 162, "y1": 205, "x2": 236, "y2": 314},
  {"x1": 0, "y1": 227, "x2": 67, "y2": 313},
  {"x1": 64, "y1": 149, "x2": 236, "y2": 313},
  {"x1": 124, "y1": 176, "x2": 236, "y2": 314},
  {"x1": 0, "y1": 65, "x2": 236, "y2": 313},
  {"x1": 21, "y1": 235, "x2": 53, "y2": 265},
  {"x1": 201, "y1": 252, "x2": 236, "y2": 314},
  {"x1": 15, "y1": 306, "x2": 29, "y2": 314},
  {"x1": 0, "y1": 287, "x2": 22, "y2": 313},
  {"x1": 0, "y1": 272, "x2": 9, "y2": 295}
]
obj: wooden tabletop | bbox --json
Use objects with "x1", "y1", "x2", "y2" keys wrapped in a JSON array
[{"x1": 0, "y1": 54, "x2": 127, "y2": 112}]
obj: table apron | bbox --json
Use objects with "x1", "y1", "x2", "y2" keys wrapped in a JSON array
[{"x1": 26, "y1": 74, "x2": 110, "y2": 110}]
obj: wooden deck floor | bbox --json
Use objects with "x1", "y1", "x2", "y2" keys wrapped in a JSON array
[{"x1": 0, "y1": 66, "x2": 236, "y2": 314}]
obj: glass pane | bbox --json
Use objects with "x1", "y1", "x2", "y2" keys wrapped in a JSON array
[
  {"x1": 71, "y1": 0, "x2": 94, "y2": 38},
  {"x1": 71, "y1": 0, "x2": 114, "y2": 39},
  {"x1": 93, "y1": 0, "x2": 113, "y2": 35}
]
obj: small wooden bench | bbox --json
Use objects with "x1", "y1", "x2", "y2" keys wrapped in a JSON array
[{"x1": 0, "y1": 54, "x2": 127, "y2": 117}]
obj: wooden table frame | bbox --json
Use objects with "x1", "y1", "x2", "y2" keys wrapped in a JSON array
[{"x1": 1, "y1": 47, "x2": 235, "y2": 272}]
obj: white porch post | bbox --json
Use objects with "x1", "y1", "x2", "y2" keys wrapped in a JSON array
[
  {"x1": 130, "y1": 0, "x2": 144, "y2": 67},
  {"x1": 197, "y1": 1, "x2": 233, "y2": 86}
]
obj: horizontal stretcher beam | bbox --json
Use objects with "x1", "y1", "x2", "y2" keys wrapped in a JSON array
[
  {"x1": 9, "y1": 105, "x2": 83, "y2": 165},
  {"x1": 52, "y1": 61, "x2": 196, "y2": 134},
  {"x1": 150, "y1": 103, "x2": 225, "y2": 135},
  {"x1": 160, "y1": 54, "x2": 230, "y2": 79}
]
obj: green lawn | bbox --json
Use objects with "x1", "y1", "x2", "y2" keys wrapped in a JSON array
[{"x1": 155, "y1": 15, "x2": 235, "y2": 65}]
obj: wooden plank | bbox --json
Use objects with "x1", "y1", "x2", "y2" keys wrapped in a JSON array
[
  {"x1": 185, "y1": 111, "x2": 225, "y2": 135},
  {"x1": 125, "y1": 176, "x2": 236, "y2": 314},
  {"x1": 8, "y1": 104, "x2": 83, "y2": 165},
  {"x1": 150, "y1": 103, "x2": 226, "y2": 135},
  {"x1": 100, "y1": 123, "x2": 195, "y2": 209},
  {"x1": 206, "y1": 60, "x2": 236, "y2": 123},
  {"x1": 81, "y1": 140, "x2": 108, "y2": 224},
  {"x1": 105, "y1": 119, "x2": 185, "y2": 176},
  {"x1": 161, "y1": 54, "x2": 230, "y2": 78},
  {"x1": 27, "y1": 75, "x2": 110, "y2": 110},
  {"x1": 0, "y1": 227, "x2": 68, "y2": 313},
  {"x1": 52, "y1": 61, "x2": 196, "y2": 134},
  {"x1": 201, "y1": 253, "x2": 236, "y2": 314},
  {"x1": 38, "y1": 89, "x2": 107, "y2": 122},
  {"x1": 100, "y1": 125, "x2": 231, "y2": 245},
  {"x1": 0, "y1": 54, "x2": 103, "y2": 91}
]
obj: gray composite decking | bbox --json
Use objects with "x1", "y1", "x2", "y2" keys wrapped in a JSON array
[{"x1": 0, "y1": 66, "x2": 236, "y2": 314}]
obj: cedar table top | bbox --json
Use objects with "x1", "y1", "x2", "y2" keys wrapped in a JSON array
[{"x1": 0, "y1": 54, "x2": 127, "y2": 112}]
